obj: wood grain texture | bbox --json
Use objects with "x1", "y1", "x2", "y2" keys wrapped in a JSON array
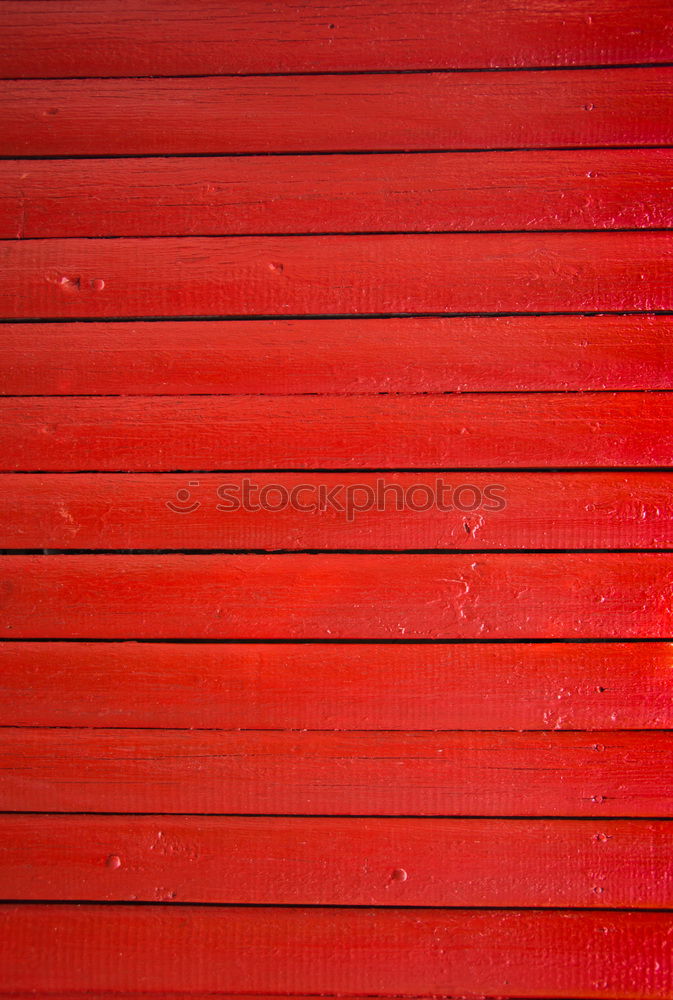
[
  {"x1": 1, "y1": 393, "x2": 670, "y2": 472},
  {"x1": 2, "y1": 4, "x2": 672, "y2": 998},
  {"x1": 1, "y1": 472, "x2": 671, "y2": 550},
  {"x1": 2, "y1": 641, "x2": 671, "y2": 730},
  {"x1": 2, "y1": 233, "x2": 672, "y2": 319},
  {"x1": 1, "y1": 0, "x2": 672, "y2": 77},
  {"x1": 0, "y1": 816, "x2": 670, "y2": 907},
  {"x1": 1, "y1": 553, "x2": 671, "y2": 640},
  {"x1": 3, "y1": 315, "x2": 672, "y2": 395},
  {"x1": 0, "y1": 995, "x2": 309, "y2": 1000},
  {"x1": 1, "y1": 68, "x2": 672, "y2": 157},
  {"x1": 1, "y1": 905, "x2": 672, "y2": 997},
  {"x1": 1, "y1": 729, "x2": 671, "y2": 816},
  {"x1": 0, "y1": 995, "x2": 564, "y2": 1000},
  {"x1": 3, "y1": 149, "x2": 673, "y2": 238}
]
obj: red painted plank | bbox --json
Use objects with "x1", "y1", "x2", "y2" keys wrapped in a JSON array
[
  {"x1": 1, "y1": 729, "x2": 671, "y2": 815},
  {"x1": 2, "y1": 905, "x2": 672, "y2": 998},
  {"x1": 3, "y1": 149, "x2": 673, "y2": 238},
  {"x1": 1, "y1": 68, "x2": 672, "y2": 156},
  {"x1": 1, "y1": 394, "x2": 669, "y2": 472},
  {"x1": 1, "y1": 553, "x2": 671, "y2": 640},
  {"x1": 1, "y1": 472, "x2": 671, "y2": 550},
  {"x1": 1, "y1": 641, "x2": 671, "y2": 730},
  {"x1": 0, "y1": 991, "x2": 460, "y2": 1000},
  {"x1": 1, "y1": 1, "x2": 672, "y2": 77},
  {"x1": 2, "y1": 315, "x2": 672, "y2": 395},
  {"x1": 2, "y1": 233, "x2": 672, "y2": 319},
  {"x1": 0, "y1": 996, "x2": 326, "y2": 1000},
  {"x1": 0, "y1": 816, "x2": 670, "y2": 907}
]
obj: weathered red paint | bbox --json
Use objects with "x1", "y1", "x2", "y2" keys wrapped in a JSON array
[
  {"x1": 1, "y1": 729, "x2": 671, "y2": 815},
  {"x1": 3, "y1": 232, "x2": 673, "y2": 319},
  {"x1": 0, "y1": 472, "x2": 671, "y2": 550},
  {"x1": 1, "y1": 641, "x2": 671, "y2": 731},
  {"x1": 1, "y1": 816, "x2": 671, "y2": 907},
  {"x1": 1, "y1": 553, "x2": 671, "y2": 639},
  {"x1": 1, "y1": 68, "x2": 672, "y2": 157},
  {"x1": 1, "y1": 0, "x2": 672, "y2": 77},
  {"x1": 2, "y1": 315, "x2": 672, "y2": 395},
  {"x1": 1, "y1": 3, "x2": 670, "y2": 996},
  {"x1": 2, "y1": 149, "x2": 673, "y2": 238},
  {"x1": 1, "y1": 393, "x2": 670, "y2": 471},
  {"x1": 1, "y1": 905, "x2": 673, "y2": 996}
]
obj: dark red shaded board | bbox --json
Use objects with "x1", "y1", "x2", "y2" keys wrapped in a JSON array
[
  {"x1": 1, "y1": 729, "x2": 671, "y2": 815},
  {"x1": 2, "y1": 68, "x2": 672, "y2": 156},
  {"x1": 2, "y1": 149, "x2": 673, "y2": 238},
  {"x1": 1, "y1": 816, "x2": 671, "y2": 908},
  {"x1": 1, "y1": 641, "x2": 672, "y2": 730},
  {"x1": 1, "y1": 394, "x2": 670, "y2": 471},
  {"x1": 1, "y1": 553, "x2": 671, "y2": 639},
  {"x1": 1, "y1": 472, "x2": 671, "y2": 550},
  {"x1": 1, "y1": 0, "x2": 672, "y2": 77},
  {"x1": 2, "y1": 315, "x2": 672, "y2": 395},
  {"x1": 2, "y1": 233, "x2": 673, "y2": 319},
  {"x1": 1, "y1": 905, "x2": 673, "y2": 997}
]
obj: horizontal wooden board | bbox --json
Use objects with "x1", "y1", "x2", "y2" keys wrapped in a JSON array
[
  {"x1": 2, "y1": 641, "x2": 672, "y2": 730},
  {"x1": 2, "y1": 905, "x2": 672, "y2": 997},
  {"x1": 3, "y1": 315, "x2": 673, "y2": 395},
  {"x1": 4, "y1": 552, "x2": 673, "y2": 640},
  {"x1": 2, "y1": 233, "x2": 672, "y2": 320},
  {"x1": 1, "y1": 1, "x2": 672, "y2": 77},
  {"x1": 1, "y1": 729, "x2": 671, "y2": 815},
  {"x1": 1, "y1": 472, "x2": 671, "y2": 550},
  {"x1": 8, "y1": 989, "x2": 581, "y2": 1000},
  {"x1": 0, "y1": 997, "x2": 634, "y2": 1000},
  {"x1": 2, "y1": 68, "x2": 672, "y2": 156},
  {"x1": 1, "y1": 553, "x2": 672, "y2": 640},
  {"x1": 0, "y1": 816, "x2": 670, "y2": 907},
  {"x1": 3, "y1": 149, "x2": 673, "y2": 238},
  {"x1": 1, "y1": 394, "x2": 670, "y2": 472},
  {"x1": 0, "y1": 995, "x2": 317, "y2": 1000}
]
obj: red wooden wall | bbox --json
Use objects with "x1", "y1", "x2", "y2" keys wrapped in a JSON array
[{"x1": 0, "y1": 2, "x2": 672, "y2": 997}]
